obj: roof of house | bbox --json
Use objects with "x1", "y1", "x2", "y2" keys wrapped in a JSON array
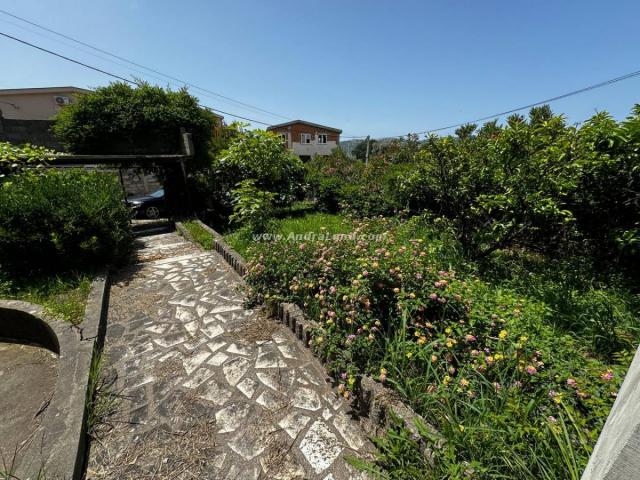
[
  {"x1": 267, "y1": 120, "x2": 342, "y2": 134},
  {"x1": 0, "y1": 86, "x2": 92, "y2": 96}
]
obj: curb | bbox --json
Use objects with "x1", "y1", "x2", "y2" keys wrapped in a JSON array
[
  {"x1": 177, "y1": 219, "x2": 437, "y2": 456},
  {"x1": 0, "y1": 269, "x2": 110, "y2": 480}
]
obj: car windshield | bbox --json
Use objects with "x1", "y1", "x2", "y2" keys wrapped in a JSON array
[{"x1": 150, "y1": 189, "x2": 164, "y2": 198}]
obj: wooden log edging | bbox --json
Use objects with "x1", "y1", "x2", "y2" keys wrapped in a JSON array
[{"x1": 176, "y1": 219, "x2": 438, "y2": 457}]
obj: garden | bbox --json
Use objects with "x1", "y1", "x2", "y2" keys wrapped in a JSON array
[
  {"x1": 1, "y1": 82, "x2": 639, "y2": 479},
  {"x1": 212, "y1": 105, "x2": 640, "y2": 479}
]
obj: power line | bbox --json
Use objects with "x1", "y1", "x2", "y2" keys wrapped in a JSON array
[
  {"x1": 405, "y1": 69, "x2": 640, "y2": 137},
  {"x1": 0, "y1": 31, "x2": 136, "y2": 84},
  {"x1": 0, "y1": 30, "x2": 272, "y2": 126},
  {"x1": 0, "y1": 8, "x2": 291, "y2": 121}
]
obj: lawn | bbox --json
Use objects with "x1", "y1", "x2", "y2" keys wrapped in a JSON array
[{"x1": 224, "y1": 212, "x2": 354, "y2": 258}]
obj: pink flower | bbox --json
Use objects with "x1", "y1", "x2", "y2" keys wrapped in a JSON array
[
  {"x1": 566, "y1": 378, "x2": 577, "y2": 388},
  {"x1": 548, "y1": 416, "x2": 557, "y2": 423},
  {"x1": 600, "y1": 370, "x2": 614, "y2": 381},
  {"x1": 329, "y1": 286, "x2": 337, "y2": 295},
  {"x1": 525, "y1": 365, "x2": 537, "y2": 375},
  {"x1": 429, "y1": 293, "x2": 438, "y2": 300},
  {"x1": 362, "y1": 270, "x2": 369, "y2": 277},
  {"x1": 465, "y1": 334, "x2": 477, "y2": 342},
  {"x1": 470, "y1": 349, "x2": 480, "y2": 357},
  {"x1": 493, "y1": 382, "x2": 502, "y2": 392},
  {"x1": 299, "y1": 243, "x2": 306, "y2": 251}
]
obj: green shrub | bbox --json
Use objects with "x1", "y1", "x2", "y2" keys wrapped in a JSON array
[
  {"x1": 0, "y1": 142, "x2": 55, "y2": 178},
  {"x1": 229, "y1": 179, "x2": 276, "y2": 233},
  {"x1": 0, "y1": 169, "x2": 133, "y2": 273},
  {"x1": 196, "y1": 129, "x2": 304, "y2": 225},
  {"x1": 52, "y1": 82, "x2": 216, "y2": 168}
]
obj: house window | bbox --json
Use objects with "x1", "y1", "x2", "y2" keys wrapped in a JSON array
[
  {"x1": 317, "y1": 133, "x2": 328, "y2": 144},
  {"x1": 279, "y1": 133, "x2": 289, "y2": 146},
  {"x1": 301, "y1": 133, "x2": 312, "y2": 144}
]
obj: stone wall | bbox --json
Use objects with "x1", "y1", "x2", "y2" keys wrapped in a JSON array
[
  {"x1": 0, "y1": 118, "x2": 62, "y2": 150},
  {"x1": 120, "y1": 168, "x2": 163, "y2": 196}
]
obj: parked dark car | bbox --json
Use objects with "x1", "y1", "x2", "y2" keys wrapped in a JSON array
[{"x1": 127, "y1": 188, "x2": 165, "y2": 219}]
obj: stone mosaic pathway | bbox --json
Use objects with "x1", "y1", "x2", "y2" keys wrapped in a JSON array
[{"x1": 86, "y1": 232, "x2": 371, "y2": 479}]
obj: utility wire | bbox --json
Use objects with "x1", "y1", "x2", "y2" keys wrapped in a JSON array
[
  {"x1": 0, "y1": 8, "x2": 291, "y2": 121},
  {"x1": 406, "y1": 69, "x2": 640, "y2": 137},
  {"x1": 0, "y1": 30, "x2": 272, "y2": 126}
]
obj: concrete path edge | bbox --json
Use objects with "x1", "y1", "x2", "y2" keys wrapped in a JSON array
[{"x1": 5, "y1": 269, "x2": 111, "y2": 479}]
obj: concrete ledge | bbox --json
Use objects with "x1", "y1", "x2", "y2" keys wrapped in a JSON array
[
  {"x1": 582, "y1": 344, "x2": 640, "y2": 480},
  {"x1": 0, "y1": 270, "x2": 110, "y2": 480},
  {"x1": 178, "y1": 219, "x2": 438, "y2": 453}
]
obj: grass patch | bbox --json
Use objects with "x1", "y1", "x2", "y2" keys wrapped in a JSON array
[
  {"x1": 0, "y1": 272, "x2": 92, "y2": 325},
  {"x1": 86, "y1": 351, "x2": 119, "y2": 439},
  {"x1": 225, "y1": 212, "x2": 354, "y2": 257},
  {"x1": 182, "y1": 220, "x2": 215, "y2": 250}
]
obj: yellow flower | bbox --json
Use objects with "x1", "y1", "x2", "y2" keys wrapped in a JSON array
[
  {"x1": 348, "y1": 377, "x2": 356, "y2": 386},
  {"x1": 418, "y1": 337, "x2": 426, "y2": 345},
  {"x1": 443, "y1": 375, "x2": 451, "y2": 384},
  {"x1": 458, "y1": 424, "x2": 465, "y2": 432},
  {"x1": 499, "y1": 330, "x2": 508, "y2": 340},
  {"x1": 406, "y1": 352, "x2": 413, "y2": 359},
  {"x1": 380, "y1": 368, "x2": 388, "y2": 375},
  {"x1": 445, "y1": 327, "x2": 452, "y2": 334},
  {"x1": 431, "y1": 354, "x2": 438, "y2": 363},
  {"x1": 460, "y1": 378, "x2": 470, "y2": 387},
  {"x1": 446, "y1": 341, "x2": 454, "y2": 348},
  {"x1": 494, "y1": 353, "x2": 504, "y2": 361},
  {"x1": 520, "y1": 335, "x2": 529, "y2": 343}
]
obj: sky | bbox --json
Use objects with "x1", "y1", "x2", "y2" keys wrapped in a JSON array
[{"x1": 1, "y1": 0, "x2": 640, "y2": 138}]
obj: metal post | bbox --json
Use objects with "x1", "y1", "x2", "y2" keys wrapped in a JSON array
[{"x1": 365, "y1": 135, "x2": 371, "y2": 166}]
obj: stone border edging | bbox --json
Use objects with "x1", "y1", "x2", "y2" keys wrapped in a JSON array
[
  {"x1": 176, "y1": 219, "x2": 437, "y2": 457},
  {"x1": 0, "y1": 270, "x2": 110, "y2": 480}
]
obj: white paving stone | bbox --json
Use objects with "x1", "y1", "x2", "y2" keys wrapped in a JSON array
[
  {"x1": 333, "y1": 415, "x2": 366, "y2": 450},
  {"x1": 299, "y1": 421, "x2": 343, "y2": 474},
  {"x1": 216, "y1": 403, "x2": 251, "y2": 433},
  {"x1": 236, "y1": 377, "x2": 258, "y2": 399},
  {"x1": 199, "y1": 379, "x2": 233, "y2": 406},
  {"x1": 292, "y1": 387, "x2": 322, "y2": 411},
  {"x1": 183, "y1": 367, "x2": 213, "y2": 389},
  {"x1": 223, "y1": 357, "x2": 250, "y2": 386},
  {"x1": 183, "y1": 350, "x2": 211, "y2": 375},
  {"x1": 208, "y1": 351, "x2": 230, "y2": 366},
  {"x1": 202, "y1": 323, "x2": 224, "y2": 338},
  {"x1": 278, "y1": 411, "x2": 311, "y2": 439}
]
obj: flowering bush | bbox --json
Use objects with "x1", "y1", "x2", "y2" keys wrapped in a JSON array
[{"x1": 244, "y1": 216, "x2": 627, "y2": 478}]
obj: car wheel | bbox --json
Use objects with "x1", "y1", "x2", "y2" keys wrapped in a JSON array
[{"x1": 145, "y1": 206, "x2": 160, "y2": 219}]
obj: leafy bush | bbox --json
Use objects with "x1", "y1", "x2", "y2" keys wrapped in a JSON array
[
  {"x1": 52, "y1": 82, "x2": 216, "y2": 167},
  {"x1": 0, "y1": 169, "x2": 133, "y2": 273},
  {"x1": 0, "y1": 142, "x2": 55, "y2": 178},
  {"x1": 229, "y1": 179, "x2": 276, "y2": 233},
  {"x1": 196, "y1": 129, "x2": 304, "y2": 225},
  {"x1": 243, "y1": 216, "x2": 632, "y2": 479}
]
